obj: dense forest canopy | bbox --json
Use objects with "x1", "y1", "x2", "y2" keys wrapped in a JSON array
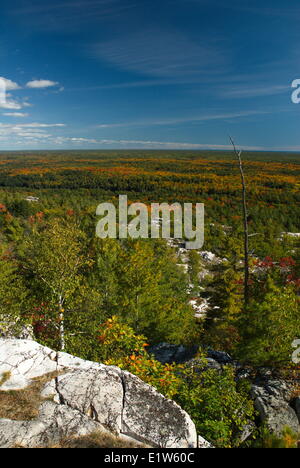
[
  {"x1": 0, "y1": 149, "x2": 299, "y2": 448},
  {"x1": 0, "y1": 150, "x2": 299, "y2": 233}
]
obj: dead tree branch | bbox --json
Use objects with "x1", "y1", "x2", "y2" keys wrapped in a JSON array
[{"x1": 230, "y1": 136, "x2": 250, "y2": 304}]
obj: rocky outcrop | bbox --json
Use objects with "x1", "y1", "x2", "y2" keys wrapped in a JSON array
[
  {"x1": 0, "y1": 339, "x2": 201, "y2": 449},
  {"x1": 151, "y1": 342, "x2": 300, "y2": 438},
  {"x1": 0, "y1": 321, "x2": 34, "y2": 340},
  {"x1": 0, "y1": 401, "x2": 102, "y2": 448},
  {"x1": 148, "y1": 343, "x2": 198, "y2": 364},
  {"x1": 295, "y1": 398, "x2": 300, "y2": 423},
  {"x1": 251, "y1": 381, "x2": 300, "y2": 435}
]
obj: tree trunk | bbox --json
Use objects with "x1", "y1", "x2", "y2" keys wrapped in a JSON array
[
  {"x1": 135, "y1": 293, "x2": 139, "y2": 331},
  {"x1": 230, "y1": 137, "x2": 250, "y2": 305},
  {"x1": 58, "y1": 295, "x2": 65, "y2": 351}
]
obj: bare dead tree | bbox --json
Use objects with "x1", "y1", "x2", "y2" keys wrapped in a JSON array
[{"x1": 230, "y1": 137, "x2": 250, "y2": 305}]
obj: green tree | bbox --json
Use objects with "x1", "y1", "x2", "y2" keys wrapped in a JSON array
[
  {"x1": 175, "y1": 363, "x2": 255, "y2": 448},
  {"x1": 92, "y1": 238, "x2": 121, "y2": 316},
  {"x1": 0, "y1": 243, "x2": 27, "y2": 335},
  {"x1": 117, "y1": 240, "x2": 161, "y2": 332},
  {"x1": 205, "y1": 241, "x2": 244, "y2": 352},
  {"x1": 24, "y1": 218, "x2": 88, "y2": 350},
  {"x1": 94, "y1": 239, "x2": 197, "y2": 344},
  {"x1": 237, "y1": 280, "x2": 300, "y2": 366},
  {"x1": 188, "y1": 250, "x2": 202, "y2": 295}
]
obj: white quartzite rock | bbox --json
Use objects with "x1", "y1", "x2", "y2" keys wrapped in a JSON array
[
  {"x1": 0, "y1": 339, "x2": 57, "y2": 390},
  {"x1": 0, "y1": 338, "x2": 202, "y2": 449},
  {"x1": 0, "y1": 402, "x2": 101, "y2": 448},
  {"x1": 47, "y1": 368, "x2": 124, "y2": 433},
  {"x1": 121, "y1": 371, "x2": 197, "y2": 448}
]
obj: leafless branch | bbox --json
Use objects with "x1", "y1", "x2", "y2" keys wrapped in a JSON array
[{"x1": 230, "y1": 136, "x2": 250, "y2": 304}]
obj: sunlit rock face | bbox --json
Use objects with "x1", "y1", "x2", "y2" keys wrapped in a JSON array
[{"x1": 0, "y1": 338, "x2": 201, "y2": 448}]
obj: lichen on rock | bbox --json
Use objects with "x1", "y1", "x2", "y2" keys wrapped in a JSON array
[{"x1": 0, "y1": 338, "x2": 202, "y2": 449}]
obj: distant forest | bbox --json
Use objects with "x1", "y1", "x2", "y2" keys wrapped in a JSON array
[{"x1": 0, "y1": 150, "x2": 299, "y2": 448}]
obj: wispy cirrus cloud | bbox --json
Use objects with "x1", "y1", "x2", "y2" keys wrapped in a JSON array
[
  {"x1": 3, "y1": 112, "x2": 29, "y2": 117},
  {"x1": 184, "y1": 0, "x2": 300, "y2": 19},
  {"x1": 2, "y1": 133, "x2": 300, "y2": 152},
  {"x1": 67, "y1": 78, "x2": 203, "y2": 92},
  {"x1": 226, "y1": 2, "x2": 300, "y2": 19},
  {"x1": 92, "y1": 139, "x2": 265, "y2": 151},
  {"x1": 23, "y1": 123, "x2": 65, "y2": 128},
  {"x1": 10, "y1": 0, "x2": 137, "y2": 31},
  {"x1": 92, "y1": 28, "x2": 229, "y2": 79},
  {"x1": 42, "y1": 136, "x2": 266, "y2": 151},
  {"x1": 96, "y1": 109, "x2": 271, "y2": 129},
  {"x1": 52, "y1": 136, "x2": 99, "y2": 145},
  {"x1": 219, "y1": 84, "x2": 290, "y2": 99}
]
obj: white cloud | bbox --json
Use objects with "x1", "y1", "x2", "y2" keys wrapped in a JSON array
[
  {"x1": 53, "y1": 137, "x2": 99, "y2": 145},
  {"x1": 0, "y1": 84, "x2": 32, "y2": 110},
  {"x1": 26, "y1": 80, "x2": 59, "y2": 89},
  {"x1": 16, "y1": 132, "x2": 52, "y2": 139},
  {"x1": 0, "y1": 99, "x2": 23, "y2": 110},
  {"x1": 0, "y1": 122, "x2": 66, "y2": 144},
  {"x1": 0, "y1": 123, "x2": 65, "y2": 129},
  {"x1": 22, "y1": 101, "x2": 32, "y2": 108},
  {"x1": 0, "y1": 77, "x2": 21, "y2": 90},
  {"x1": 0, "y1": 91, "x2": 27, "y2": 110},
  {"x1": 15, "y1": 122, "x2": 66, "y2": 128},
  {"x1": 3, "y1": 112, "x2": 29, "y2": 117}
]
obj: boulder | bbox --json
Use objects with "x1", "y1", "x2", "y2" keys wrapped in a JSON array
[
  {"x1": 0, "y1": 401, "x2": 102, "y2": 448},
  {"x1": 185, "y1": 357, "x2": 222, "y2": 373},
  {"x1": 198, "y1": 435, "x2": 214, "y2": 448},
  {"x1": 121, "y1": 371, "x2": 197, "y2": 447},
  {"x1": 251, "y1": 384, "x2": 300, "y2": 435},
  {"x1": 43, "y1": 368, "x2": 124, "y2": 433},
  {"x1": 0, "y1": 338, "x2": 202, "y2": 448},
  {"x1": 294, "y1": 397, "x2": 300, "y2": 423},
  {"x1": 0, "y1": 339, "x2": 58, "y2": 390},
  {"x1": 207, "y1": 350, "x2": 233, "y2": 365},
  {"x1": 148, "y1": 342, "x2": 198, "y2": 364},
  {"x1": 263, "y1": 380, "x2": 293, "y2": 401}
]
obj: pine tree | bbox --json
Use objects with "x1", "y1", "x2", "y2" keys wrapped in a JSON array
[{"x1": 237, "y1": 279, "x2": 300, "y2": 366}]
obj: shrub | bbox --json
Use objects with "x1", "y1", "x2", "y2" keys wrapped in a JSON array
[{"x1": 175, "y1": 363, "x2": 255, "y2": 448}]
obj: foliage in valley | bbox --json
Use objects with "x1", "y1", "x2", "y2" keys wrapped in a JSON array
[{"x1": 0, "y1": 150, "x2": 299, "y2": 448}]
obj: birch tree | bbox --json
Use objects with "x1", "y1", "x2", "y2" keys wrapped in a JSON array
[{"x1": 25, "y1": 219, "x2": 86, "y2": 350}]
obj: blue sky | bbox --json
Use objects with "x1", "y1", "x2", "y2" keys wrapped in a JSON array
[{"x1": 0, "y1": 0, "x2": 300, "y2": 151}]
